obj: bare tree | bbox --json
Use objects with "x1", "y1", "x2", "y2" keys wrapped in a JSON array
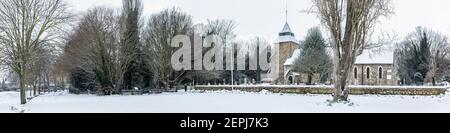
[
  {"x1": 60, "y1": 7, "x2": 121, "y2": 94},
  {"x1": 0, "y1": 0, "x2": 72, "y2": 104},
  {"x1": 186, "y1": 19, "x2": 237, "y2": 85},
  {"x1": 120, "y1": 0, "x2": 144, "y2": 90},
  {"x1": 427, "y1": 30, "x2": 450, "y2": 85},
  {"x1": 143, "y1": 7, "x2": 193, "y2": 89},
  {"x1": 312, "y1": 0, "x2": 394, "y2": 101},
  {"x1": 28, "y1": 46, "x2": 54, "y2": 95},
  {"x1": 52, "y1": 58, "x2": 67, "y2": 89}
]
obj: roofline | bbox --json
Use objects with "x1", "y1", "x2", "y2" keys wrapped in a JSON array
[
  {"x1": 275, "y1": 40, "x2": 299, "y2": 44},
  {"x1": 354, "y1": 63, "x2": 394, "y2": 65}
]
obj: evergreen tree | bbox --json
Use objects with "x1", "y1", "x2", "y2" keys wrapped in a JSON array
[
  {"x1": 396, "y1": 27, "x2": 433, "y2": 85},
  {"x1": 417, "y1": 32, "x2": 431, "y2": 79},
  {"x1": 294, "y1": 27, "x2": 332, "y2": 85}
]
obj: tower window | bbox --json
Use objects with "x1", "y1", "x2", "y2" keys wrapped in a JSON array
[
  {"x1": 379, "y1": 67, "x2": 383, "y2": 79},
  {"x1": 366, "y1": 67, "x2": 371, "y2": 79},
  {"x1": 354, "y1": 67, "x2": 358, "y2": 79}
]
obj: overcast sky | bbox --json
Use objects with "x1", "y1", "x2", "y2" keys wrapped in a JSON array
[
  {"x1": 66, "y1": 0, "x2": 450, "y2": 41},
  {"x1": 2, "y1": 0, "x2": 450, "y2": 79}
]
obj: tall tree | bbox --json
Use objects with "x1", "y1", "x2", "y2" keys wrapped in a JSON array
[
  {"x1": 143, "y1": 7, "x2": 193, "y2": 89},
  {"x1": 121, "y1": 0, "x2": 143, "y2": 90},
  {"x1": 294, "y1": 27, "x2": 332, "y2": 85},
  {"x1": 312, "y1": 0, "x2": 394, "y2": 101},
  {"x1": 29, "y1": 46, "x2": 54, "y2": 95},
  {"x1": 61, "y1": 7, "x2": 121, "y2": 94},
  {"x1": 181, "y1": 19, "x2": 237, "y2": 85},
  {"x1": 396, "y1": 27, "x2": 450, "y2": 85},
  {"x1": 0, "y1": 0, "x2": 72, "y2": 104},
  {"x1": 53, "y1": 58, "x2": 68, "y2": 89}
]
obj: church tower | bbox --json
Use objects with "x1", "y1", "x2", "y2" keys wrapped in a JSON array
[
  {"x1": 274, "y1": 1, "x2": 300, "y2": 83},
  {"x1": 272, "y1": 1, "x2": 299, "y2": 84},
  {"x1": 275, "y1": 22, "x2": 299, "y2": 84}
]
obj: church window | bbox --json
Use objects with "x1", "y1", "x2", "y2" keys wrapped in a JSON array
[
  {"x1": 366, "y1": 67, "x2": 371, "y2": 79},
  {"x1": 378, "y1": 66, "x2": 383, "y2": 79}
]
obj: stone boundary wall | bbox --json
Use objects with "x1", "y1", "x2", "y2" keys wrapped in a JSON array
[{"x1": 194, "y1": 85, "x2": 447, "y2": 95}]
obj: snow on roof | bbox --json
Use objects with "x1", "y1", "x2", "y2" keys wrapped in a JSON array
[
  {"x1": 276, "y1": 35, "x2": 299, "y2": 44},
  {"x1": 285, "y1": 70, "x2": 301, "y2": 78},
  {"x1": 355, "y1": 50, "x2": 394, "y2": 64},
  {"x1": 275, "y1": 22, "x2": 299, "y2": 44},
  {"x1": 284, "y1": 49, "x2": 301, "y2": 66},
  {"x1": 261, "y1": 78, "x2": 276, "y2": 83}
]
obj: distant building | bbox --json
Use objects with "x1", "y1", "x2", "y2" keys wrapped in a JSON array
[
  {"x1": 271, "y1": 22, "x2": 396, "y2": 86},
  {"x1": 349, "y1": 51, "x2": 397, "y2": 86}
]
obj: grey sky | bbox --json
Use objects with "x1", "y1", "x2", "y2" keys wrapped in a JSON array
[
  {"x1": 66, "y1": 0, "x2": 450, "y2": 41},
  {"x1": 2, "y1": 0, "x2": 450, "y2": 79}
]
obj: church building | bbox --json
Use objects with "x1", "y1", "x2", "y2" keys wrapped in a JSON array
[
  {"x1": 350, "y1": 51, "x2": 397, "y2": 86},
  {"x1": 266, "y1": 5, "x2": 397, "y2": 86},
  {"x1": 271, "y1": 22, "x2": 397, "y2": 86}
]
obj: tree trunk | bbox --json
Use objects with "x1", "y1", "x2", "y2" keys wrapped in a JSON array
[
  {"x1": 45, "y1": 73, "x2": 50, "y2": 92},
  {"x1": 38, "y1": 75, "x2": 42, "y2": 95},
  {"x1": 307, "y1": 74, "x2": 313, "y2": 85},
  {"x1": 32, "y1": 82, "x2": 36, "y2": 96},
  {"x1": 61, "y1": 76, "x2": 65, "y2": 91},
  {"x1": 20, "y1": 63, "x2": 27, "y2": 104},
  {"x1": 30, "y1": 83, "x2": 33, "y2": 97},
  {"x1": 333, "y1": 65, "x2": 352, "y2": 101},
  {"x1": 34, "y1": 75, "x2": 39, "y2": 96},
  {"x1": 332, "y1": 51, "x2": 355, "y2": 102},
  {"x1": 432, "y1": 77, "x2": 436, "y2": 86},
  {"x1": 333, "y1": 69, "x2": 347, "y2": 101}
]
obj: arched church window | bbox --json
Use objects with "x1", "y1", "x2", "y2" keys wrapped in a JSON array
[
  {"x1": 366, "y1": 67, "x2": 371, "y2": 79},
  {"x1": 379, "y1": 67, "x2": 383, "y2": 79}
]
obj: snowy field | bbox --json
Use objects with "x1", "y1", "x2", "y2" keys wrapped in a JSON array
[{"x1": 1, "y1": 89, "x2": 450, "y2": 113}]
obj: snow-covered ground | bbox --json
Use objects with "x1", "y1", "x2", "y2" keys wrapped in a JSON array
[{"x1": 1, "y1": 89, "x2": 450, "y2": 113}]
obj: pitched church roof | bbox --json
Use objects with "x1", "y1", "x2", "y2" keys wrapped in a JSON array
[
  {"x1": 280, "y1": 22, "x2": 294, "y2": 35},
  {"x1": 355, "y1": 50, "x2": 394, "y2": 64},
  {"x1": 284, "y1": 49, "x2": 302, "y2": 66},
  {"x1": 276, "y1": 22, "x2": 299, "y2": 44}
]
